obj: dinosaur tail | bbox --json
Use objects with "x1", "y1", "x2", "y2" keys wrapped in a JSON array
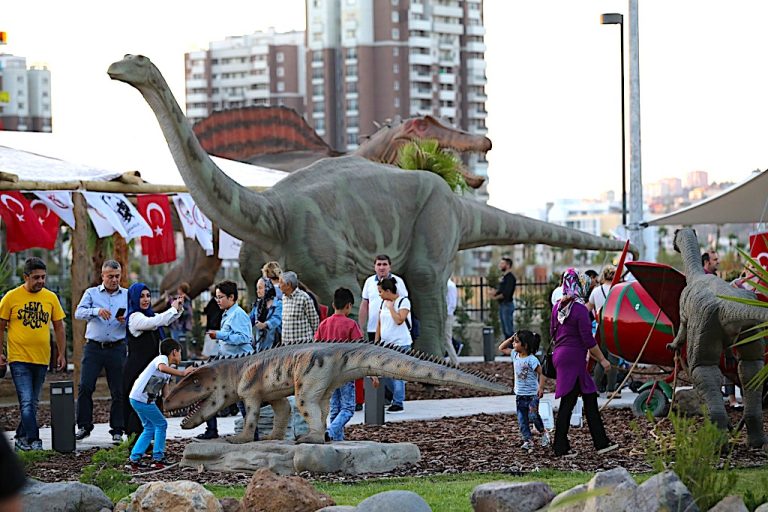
[
  {"x1": 458, "y1": 199, "x2": 638, "y2": 257},
  {"x1": 348, "y1": 343, "x2": 510, "y2": 394}
]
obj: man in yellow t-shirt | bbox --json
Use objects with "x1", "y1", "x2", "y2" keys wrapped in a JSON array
[{"x1": 0, "y1": 257, "x2": 67, "y2": 451}]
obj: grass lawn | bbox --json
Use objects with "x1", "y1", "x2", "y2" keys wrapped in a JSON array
[{"x1": 203, "y1": 467, "x2": 768, "y2": 512}]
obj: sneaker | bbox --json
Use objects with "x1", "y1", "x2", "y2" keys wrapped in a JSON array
[
  {"x1": 14, "y1": 438, "x2": 31, "y2": 452},
  {"x1": 30, "y1": 440, "x2": 43, "y2": 451},
  {"x1": 149, "y1": 459, "x2": 166, "y2": 469},
  {"x1": 597, "y1": 443, "x2": 619, "y2": 455},
  {"x1": 125, "y1": 459, "x2": 148, "y2": 471},
  {"x1": 195, "y1": 430, "x2": 219, "y2": 440},
  {"x1": 521, "y1": 440, "x2": 534, "y2": 450},
  {"x1": 75, "y1": 428, "x2": 91, "y2": 441},
  {"x1": 386, "y1": 404, "x2": 404, "y2": 413},
  {"x1": 354, "y1": 404, "x2": 363, "y2": 411},
  {"x1": 111, "y1": 433, "x2": 123, "y2": 445},
  {"x1": 540, "y1": 432, "x2": 551, "y2": 447}
]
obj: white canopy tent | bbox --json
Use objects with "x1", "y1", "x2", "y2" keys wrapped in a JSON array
[{"x1": 647, "y1": 169, "x2": 768, "y2": 226}]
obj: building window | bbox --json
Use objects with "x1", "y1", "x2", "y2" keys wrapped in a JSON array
[
  {"x1": 347, "y1": 133, "x2": 358, "y2": 145},
  {"x1": 276, "y1": 52, "x2": 284, "y2": 63},
  {"x1": 392, "y1": 28, "x2": 399, "y2": 40},
  {"x1": 276, "y1": 66, "x2": 285, "y2": 77},
  {"x1": 277, "y1": 81, "x2": 285, "y2": 92},
  {"x1": 346, "y1": 98, "x2": 359, "y2": 111},
  {"x1": 313, "y1": 102, "x2": 324, "y2": 113},
  {"x1": 312, "y1": 52, "x2": 324, "y2": 63},
  {"x1": 346, "y1": 47, "x2": 357, "y2": 59},
  {"x1": 347, "y1": 81, "x2": 358, "y2": 93},
  {"x1": 394, "y1": 96, "x2": 400, "y2": 108},
  {"x1": 392, "y1": 11, "x2": 399, "y2": 23},
  {"x1": 346, "y1": 64, "x2": 358, "y2": 76},
  {"x1": 393, "y1": 47, "x2": 399, "y2": 57},
  {"x1": 315, "y1": 118, "x2": 325, "y2": 131},
  {"x1": 393, "y1": 63, "x2": 399, "y2": 74},
  {"x1": 312, "y1": 68, "x2": 324, "y2": 79},
  {"x1": 313, "y1": 83, "x2": 324, "y2": 96},
  {"x1": 347, "y1": 116, "x2": 359, "y2": 128},
  {"x1": 393, "y1": 81, "x2": 399, "y2": 91},
  {"x1": 392, "y1": 0, "x2": 398, "y2": 4}
]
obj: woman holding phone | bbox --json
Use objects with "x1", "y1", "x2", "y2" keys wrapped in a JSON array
[{"x1": 122, "y1": 283, "x2": 184, "y2": 440}]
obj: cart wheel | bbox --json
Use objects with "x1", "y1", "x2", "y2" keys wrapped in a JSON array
[{"x1": 633, "y1": 388, "x2": 668, "y2": 417}]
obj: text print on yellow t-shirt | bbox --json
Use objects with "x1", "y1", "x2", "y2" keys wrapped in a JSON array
[{"x1": 17, "y1": 301, "x2": 51, "y2": 329}]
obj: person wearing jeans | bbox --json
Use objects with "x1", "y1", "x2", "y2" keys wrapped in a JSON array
[
  {"x1": 0, "y1": 257, "x2": 67, "y2": 452},
  {"x1": 375, "y1": 277, "x2": 412, "y2": 413},
  {"x1": 326, "y1": 381, "x2": 356, "y2": 441},
  {"x1": 491, "y1": 258, "x2": 517, "y2": 339}
]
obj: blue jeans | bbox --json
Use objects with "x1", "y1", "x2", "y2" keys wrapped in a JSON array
[
  {"x1": 77, "y1": 341, "x2": 126, "y2": 435},
  {"x1": 516, "y1": 395, "x2": 545, "y2": 442},
  {"x1": 382, "y1": 343, "x2": 411, "y2": 407},
  {"x1": 10, "y1": 362, "x2": 48, "y2": 442},
  {"x1": 327, "y1": 382, "x2": 356, "y2": 441},
  {"x1": 129, "y1": 398, "x2": 168, "y2": 461},
  {"x1": 499, "y1": 301, "x2": 515, "y2": 339}
]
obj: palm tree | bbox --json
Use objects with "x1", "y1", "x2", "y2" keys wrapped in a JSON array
[{"x1": 396, "y1": 139, "x2": 469, "y2": 193}]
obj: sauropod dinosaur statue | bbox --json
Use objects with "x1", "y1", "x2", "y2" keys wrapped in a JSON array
[
  {"x1": 108, "y1": 54, "x2": 634, "y2": 356},
  {"x1": 165, "y1": 340, "x2": 511, "y2": 444},
  {"x1": 668, "y1": 228, "x2": 767, "y2": 449}
]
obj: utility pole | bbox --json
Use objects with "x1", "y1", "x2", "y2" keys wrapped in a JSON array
[{"x1": 628, "y1": 0, "x2": 645, "y2": 258}]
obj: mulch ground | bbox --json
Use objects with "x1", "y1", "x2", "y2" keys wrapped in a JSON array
[{"x1": 6, "y1": 362, "x2": 767, "y2": 486}]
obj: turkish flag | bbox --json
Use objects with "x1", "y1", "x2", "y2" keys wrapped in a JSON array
[
  {"x1": 137, "y1": 194, "x2": 176, "y2": 265},
  {"x1": 0, "y1": 191, "x2": 57, "y2": 252},
  {"x1": 29, "y1": 198, "x2": 60, "y2": 248},
  {"x1": 749, "y1": 232, "x2": 768, "y2": 268}
]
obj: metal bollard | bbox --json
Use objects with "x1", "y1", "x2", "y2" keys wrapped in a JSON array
[
  {"x1": 482, "y1": 326, "x2": 495, "y2": 362},
  {"x1": 364, "y1": 377, "x2": 385, "y2": 425},
  {"x1": 50, "y1": 381, "x2": 75, "y2": 453}
]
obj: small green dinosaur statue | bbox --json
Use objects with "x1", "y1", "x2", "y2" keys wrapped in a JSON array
[
  {"x1": 108, "y1": 54, "x2": 634, "y2": 356},
  {"x1": 165, "y1": 341, "x2": 511, "y2": 444},
  {"x1": 669, "y1": 228, "x2": 767, "y2": 449}
]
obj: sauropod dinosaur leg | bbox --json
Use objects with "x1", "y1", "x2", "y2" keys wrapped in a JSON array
[
  {"x1": 691, "y1": 365, "x2": 729, "y2": 430},
  {"x1": 263, "y1": 398, "x2": 290, "y2": 441},
  {"x1": 226, "y1": 396, "x2": 262, "y2": 444},
  {"x1": 737, "y1": 358, "x2": 767, "y2": 449},
  {"x1": 294, "y1": 390, "x2": 328, "y2": 444}
]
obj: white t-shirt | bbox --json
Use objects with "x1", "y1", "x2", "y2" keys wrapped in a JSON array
[
  {"x1": 361, "y1": 273, "x2": 409, "y2": 333},
  {"x1": 378, "y1": 296, "x2": 412, "y2": 347},
  {"x1": 588, "y1": 283, "x2": 611, "y2": 312},
  {"x1": 129, "y1": 355, "x2": 171, "y2": 403},
  {"x1": 446, "y1": 279, "x2": 458, "y2": 316}
]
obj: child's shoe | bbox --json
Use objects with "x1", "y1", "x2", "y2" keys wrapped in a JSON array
[
  {"x1": 149, "y1": 459, "x2": 167, "y2": 469},
  {"x1": 520, "y1": 440, "x2": 534, "y2": 451},
  {"x1": 540, "y1": 432, "x2": 551, "y2": 447},
  {"x1": 125, "y1": 459, "x2": 148, "y2": 471}
]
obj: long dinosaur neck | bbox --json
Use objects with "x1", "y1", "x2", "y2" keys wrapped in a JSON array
[
  {"x1": 677, "y1": 230, "x2": 705, "y2": 277},
  {"x1": 458, "y1": 199, "x2": 636, "y2": 256},
  {"x1": 354, "y1": 128, "x2": 398, "y2": 163},
  {"x1": 137, "y1": 71, "x2": 279, "y2": 244}
]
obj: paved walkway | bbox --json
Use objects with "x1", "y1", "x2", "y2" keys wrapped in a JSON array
[{"x1": 4, "y1": 356, "x2": 638, "y2": 451}]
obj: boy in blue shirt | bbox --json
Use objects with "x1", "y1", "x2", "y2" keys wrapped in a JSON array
[{"x1": 499, "y1": 330, "x2": 549, "y2": 450}]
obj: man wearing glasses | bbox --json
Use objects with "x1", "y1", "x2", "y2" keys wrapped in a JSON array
[
  {"x1": 74, "y1": 260, "x2": 128, "y2": 444},
  {"x1": 197, "y1": 280, "x2": 253, "y2": 440}
]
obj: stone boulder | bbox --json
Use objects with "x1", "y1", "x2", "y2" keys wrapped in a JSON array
[
  {"x1": 356, "y1": 491, "x2": 431, "y2": 512},
  {"x1": 634, "y1": 471, "x2": 698, "y2": 512},
  {"x1": 754, "y1": 503, "x2": 768, "y2": 512},
  {"x1": 316, "y1": 507, "x2": 357, "y2": 511},
  {"x1": 114, "y1": 481, "x2": 221, "y2": 512},
  {"x1": 708, "y1": 495, "x2": 749, "y2": 512},
  {"x1": 219, "y1": 497, "x2": 244, "y2": 512},
  {"x1": 182, "y1": 439, "x2": 420, "y2": 475},
  {"x1": 241, "y1": 468, "x2": 335, "y2": 512},
  {"x1": 21, "y1": 479, "x2": 113, "y2": 512},
  {"x1": 672, "y1": 388, "x2": 705, "y2": 417},
  {"x1": 547, "y1": 467, "x2": 637, "y2": 512},
  {"x1": 471, "y1": 481, "x2": 554, "y2": 512}
]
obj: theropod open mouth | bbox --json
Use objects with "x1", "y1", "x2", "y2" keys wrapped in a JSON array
[{"x1": 166, "y1": 398, "x2": 206, "y2": 428}]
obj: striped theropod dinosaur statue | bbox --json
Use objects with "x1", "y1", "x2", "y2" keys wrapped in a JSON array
[
  {"x1": 669, "y1": 228, "x2": 767, "y2": 449},
  {"x1": 164, "y1": 340, "x2": 510, "y2": 444},
  {"x1": 108, "y1": 54, "x2": 634, "y2": 357}
]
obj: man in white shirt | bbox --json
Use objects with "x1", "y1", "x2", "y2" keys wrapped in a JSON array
[
  {"x1": 444, "y1": 278, "x2": 459, "y2": 364},
  {"x1": 358, "y1": 255, "x2": 409, "y2": 341}
]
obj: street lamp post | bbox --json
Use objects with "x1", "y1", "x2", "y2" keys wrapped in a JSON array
[{"x1": 601, "y1": 13, "x2": 626, "y2": 227}]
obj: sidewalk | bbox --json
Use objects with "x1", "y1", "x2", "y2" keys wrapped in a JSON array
[{"x1": 3, "y1": 356, "x2": 637, "y2": 451}]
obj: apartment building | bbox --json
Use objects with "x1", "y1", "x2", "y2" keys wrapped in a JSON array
[
  {"x1": 306, "y1": 0, "x2": 487, "y2": 176},
  {"x1": 0, "y1": 55, "x2": 52, "y2": 132},
  {"x1": 184, "y1": 29, "x2": 306, "y2": 126}
]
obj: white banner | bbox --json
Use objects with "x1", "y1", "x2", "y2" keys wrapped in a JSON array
[
  {"x1": 173, "y1": 193, "x2": 213, "y2": 255},
  {"x1": 82, "y1": 191, "x2": 152, "y2": 241},
  {"x1": 218, "y1": 229, "x2": 242, "y2": 260},
  {"x1": 32, "y1": 191, "x2": 76, "y2": 228}
]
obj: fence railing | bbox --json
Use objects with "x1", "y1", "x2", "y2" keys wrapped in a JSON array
[{"x1": 456, "y1": 277, "x2": 556, "y2": 325}]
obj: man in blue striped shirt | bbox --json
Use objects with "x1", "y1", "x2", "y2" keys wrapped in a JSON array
[
  {"x1": 197, "y1": 280, "x2": 253, "y2": 439},
  {"x1": 74, "y1": 260, "x2": 128, "y2": 444}
]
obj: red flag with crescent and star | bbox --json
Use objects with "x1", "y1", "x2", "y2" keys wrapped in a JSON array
[
  {"x1": 0, "y1": 191, "x2": 57, "y2": 252},
  {"x1": 137, "y1": 194, "x2": 176, "y2": 264}
]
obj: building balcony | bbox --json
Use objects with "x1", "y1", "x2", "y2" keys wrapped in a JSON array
[
  {"x1": 408, "y1": 36, "x2": 432, "y2": 48},
  {"x1": 245, "y1": 89, "x2": 270, "y2": 99},
  {"x1": 409, "y1": 72, "x2": 433, "y2": 83},
  {"x1": 186, "y1": 79, "x2": 208, "y2": 89},
  {"x1": 433, "y1": 4, "x2": 464, "y2": 18},
  {"x1": 467, "y1": 109, "x2": 488, "y2": 119},
  {"x1": 467, "y1": 91, "x2": 488, "y2": 102},
  {"x1": 439, "y1": 106, "x2": 457, "y2": 118},
  {"x1": 409, "y1": 53, "x2": 433, "y2": 66},
  {"x1": 410, "y1": 88, "x2": 433, "y2": 99},
  {"x1": 438, "y1": 72, "x2": 456, "y2": 84},
  {"x1": 465, "y1": 41, "x2": 486, "y2": 53},
  {"x1": 409, "y1": 18, "x2": 431, "y2": 31},
  {"x1": 434, "y1": 22, "x2": 464, "y2": 35},
  {"x1": 186, "y1": 107, "x2": 209, "y2": 119},
  {"x1": 438, "y1": 89, "x2": 456, "y2": 101},
  {"x1": 186, "y1": 93, "x2": 209, "y2": 103},
  {"x1": 466, "y1": 25, "x2": 486, "y2": 36},
  {"x1": 467, "y1": 58, "x2": 486, "y2": 70},
  {"x1": 466, "y1": 73, "x2": 487, "y2": 86}
]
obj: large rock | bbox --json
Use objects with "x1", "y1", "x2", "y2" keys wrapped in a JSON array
[
  {"x1": 672, "y1": 388, "x2": 706, "y2": 417},
  {"x1": 21, "y1": 479, "x2": 112, "y2": 512},
  {"x1": 357, "y1": 491, "x2": 431, "y2": 512},
  {"x1": 114, "y1": 481, "x2": 221, "y2": 512},
  {"x1": 241, "y1": 468, "x2": 334, "y2": 512},
  {"x1": 182, "y1": 439, "x2": 420, "y2": 475},
  {"x1": 708, "y1": 495, "x2": 749, "y2": 512},
  {"x1": 471, "y1": 481, "x2": 555, "y2": 512},
  {"x1": 316, "y1": 507, "x2": 357, "y2": 511},
  {"x1": 547, "y1": 467, "x2": 637, "y2": 512},
  {"x1": 634, "y1": 471, "x2": 698, "y2": 512},
  {"x1": 754, "y1": 503, "x2": 768, "y2": 512}
]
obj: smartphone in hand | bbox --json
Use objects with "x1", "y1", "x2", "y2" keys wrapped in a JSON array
[{"x1": 116, "y1": 307, "x2": 126, "y2": 318}]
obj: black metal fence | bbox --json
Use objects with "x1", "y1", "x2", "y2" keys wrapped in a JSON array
[{"x1": 456, "y1": 277, "x2": 557, "y2": 325}]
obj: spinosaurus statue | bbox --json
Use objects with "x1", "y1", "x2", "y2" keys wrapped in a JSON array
[
  {"x1": 165, "y1": 340, "x2": 511, "y2": 444},
  {"x1": 668, "y1": 228, "x2": 767, "y2": 449},
  {"x1": 108, "y1": 54, "x2": 634, "y2": 356}
]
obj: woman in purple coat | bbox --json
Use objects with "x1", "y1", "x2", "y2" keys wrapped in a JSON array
[{"x1": 550, "y1": 269, "x2": 617, "y2": 457}]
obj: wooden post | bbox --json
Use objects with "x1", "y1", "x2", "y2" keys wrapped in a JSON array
[
  {"x1": 70, "y1": 192, "x2": 89, "y2": 397},
  {"x1": 113, "y1": 235, "x2": 129, "y2": 289}
]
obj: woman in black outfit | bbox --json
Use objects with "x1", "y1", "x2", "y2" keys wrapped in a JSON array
[{"x1": 122, "y1": 282, "x2": 183, "y2": 440}]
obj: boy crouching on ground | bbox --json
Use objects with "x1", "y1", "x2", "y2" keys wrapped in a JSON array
[{"x1": 126, "y1": 338, "x2": 195, "y2": 469}]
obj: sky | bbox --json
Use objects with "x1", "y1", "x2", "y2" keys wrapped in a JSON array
[{"x1": 2, "y1": 1, "x2": 768, "y2": 217}]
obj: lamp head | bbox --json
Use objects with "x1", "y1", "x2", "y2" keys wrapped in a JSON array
[{"x1": 601, "y1": 13, "x2": 623, "y2": 25}]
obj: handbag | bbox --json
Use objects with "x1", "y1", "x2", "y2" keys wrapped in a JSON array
[{"x1": 542, "y1": 348, "x2": 557, "y2": 379}]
